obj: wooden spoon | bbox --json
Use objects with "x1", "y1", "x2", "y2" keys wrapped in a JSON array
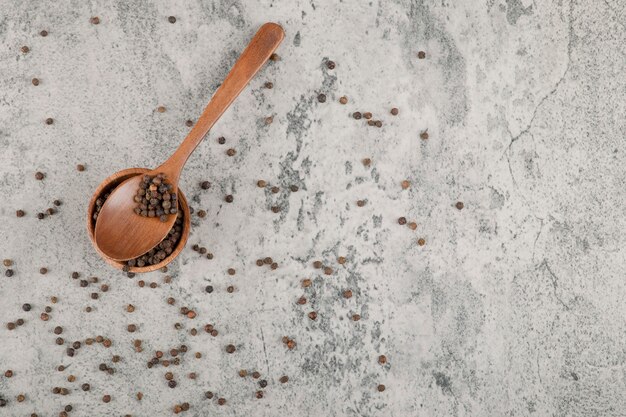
[{"x1": 94, "y1": 22, "x2": 284, "y2": 261}]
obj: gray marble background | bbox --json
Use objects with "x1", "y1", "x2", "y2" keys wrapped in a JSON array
[{"x1": 1, "y1": 0, "x2": 625, "y2": 416}]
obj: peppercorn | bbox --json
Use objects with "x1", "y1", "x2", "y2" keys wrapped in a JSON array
[
  {"x1": 205, "y1": 285, "x2": 213, "y2": 293},
  {"x1": 127, "y1": 324, "x2": 137, "y2": 332},
  {"x1": 225, "y1": 195, "x2": 233, "y2": 203},
  {"x1": 265, "y1": 116, "x2": 273, "y2": 125},
  {"x1": 259, "y1": 379, "x2": 267, "y2": 388},
  {"x1": 456, "y1": 201, "x2": 464, "y2": 210},
  {"x1": 22, "y1": 303, "x2": 31, "y2": 311},
  {"x1": 157, "y1": 106, "x2": 166, "y2": 113},
  {"x1": 45, "y1": 118, "x2": 53, "y2": 125},
  {"x1": 127, "y1": 304, "x2": 135, "y2": 312},
  {"x1": 102, "y1": 394, "x2": 111, "y2": 403},
  {"x1": 90, "y1": 293, "x2": 98, "y2": 300},
  {"x1": 339, "y1": 96, "x2": 348, "y2": 104},
  {"x1": 225, "y1": 344, "x2": 236, "y2": 353},
  {"x1": 308, "y1": 311, "x2": 317, "y2": 320},
  {"x1": 417, "y1": 51, "x2": 426, "y2": 59},
  {"x1": 302, "y1": 279, "x2": 312, "y2": 287},
  {"x1": 378, "y1": 355, "x2": 387, "y2": 364},
  {"x1": 226, "y1": 148, "x2": 236, "y2": 156},
  {"x1": 280, "y1": 375, "x2": 289, "y2": 383},
  {"x1": 353, "y1": 111, "x2": 362, "y2": 119},
  {"x1": 200, "y1": 181, "x2": 211, "y2": 190},
  {"x1": 35, "y1": 171, "x2": 45, "y2": 180},
  {"x1": 417, "y1": 238, "x2": 426, "y2": 246},
  {"x1": 137, "y1": 392, "x2": 143, "y2": 400},
  {"x1": 317, "y1": 93, "x2": 326, "y2": 103},
  {"x1": 205, "y1": 391, "x2": 214, "y2": 399},
  {"x1": 90, "y1": 16, "x2": 100, "y2": 24},
  {"x1": 218, "y1": 398, "x2": 226, "y2": 405},
  {"x1": 40, "y1": 313, "x2": 49, "y2": 321},
  {"x1": 226, "y1": 286, "x2": 234, "y2": 293},
  {"x1": 255, "y1": 391, "x2": 264, "y2": 399},
  {"x1": 168, "y1": 16, "x2": 176, "y2": 23},
  {"x1": 391, "y1": 107, "x2": 399, "y2": 115},
  {"x1": 185, "y1": 119, "x2": 193, "y2": 127},
  {"x1": 21, "y1": 45, "x2": 29, "y2": 53},
  {"x1": 313, "y1": 260, "x2": 322, "y2": 269},
  {"x1": 56, "y1": 337, "x2": 64, "y2": 345},
  {"x1": 76, "y1": 164, "x2": 85, "y2": 172},
  {"x1": 269, "y1": 53, "x2": 280, "y2": 61},
  {"x1": 398, "y1": 217, "x2": 407, "y2": 225},
  {"x1": 218, "y1": 136, "x2": 226, "y2": 144},
  {"x1": 297, "y1": 296, "x2": 306, "y2": 305},
  {"x1": 408, "y1": 222, "x2": 417, "y2": 230},
  {"x1": 16, "y1": 210, "x2": 25, "y2": 217},
  {"x1": 352, "y1": 314, "x2": 361, "y2": 321},
  {"x1": 40, "y1": 30, "x2": 48, "y2": 36},
  {"x1": 168, "y1": 380, "x2": 177, "y2": 388},
  {"x1": 271, "y1": 186, "x2": 279, "y2": 193},
  {"x1": 238, "y1": 369, "x2": 247, "y2": 377},
  {"x1": 206, "y1": 252, "x2": 213, "y2": 259},
  {"x1": 4, "y1": 370, "x2": 13, "y2": 377},
  {"x1": 252, "y1": 371, "x2": 261, "y2": 379},
  {"x1": 32, "y1": 78, "x2": 39, "y2": 86},
  {"x1": 377, "y1": 384, "x2": 386, "y2": 392},
  {"x1": 188, "y1": 372, "x2": 196, "y2": 379},
  {"x1": 256, "y1": 259, "x2": 264, "y2": 266},
  {"x1": 324, "y1": 267, "x2": 333, "y2": 275},
  {"x1": 264, "y1": 81, "x2": 273, "y2": 89},
  {"x1": 17, "y1": 394, "x2": 25, "y2": 402},
  {"x1": 197, "y1": 209, "x2": 206, "y2": 218},
  {"x1": 343, "y1": 290, "x2": 352, "y2": 299},
  {"x1": 53, "y1": 200, "x2": 62, "y2": 206},
  {"x1": 356, "y1": 200, "x2": 366, "y2": 207},
  {"x1": 420, "y1": 130, "x2": 429, "y2": 140},
  {"x1": 227, "y1": 268, "x2": 235, "y2": 275},
  {"x1": 401, "y1": 180, "x2": 410, "y2": 189}
]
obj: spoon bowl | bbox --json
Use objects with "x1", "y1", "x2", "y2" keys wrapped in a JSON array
[
  {"x1": 87, "y1": 168, "x2": 190, "y2": 272},
  {"x1": 92, "y1": 22, "x2": 284, "y2": 262}
]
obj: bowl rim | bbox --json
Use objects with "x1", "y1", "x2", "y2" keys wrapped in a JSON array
[{"x1": 86, "y1": 168, "x2": 190, "y2": 273}]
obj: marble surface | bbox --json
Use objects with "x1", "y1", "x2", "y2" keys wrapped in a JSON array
[{"x1": 1, "y1": 0, "x2": 625, "y2": 415}]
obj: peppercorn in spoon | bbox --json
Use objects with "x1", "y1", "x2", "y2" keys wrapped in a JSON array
[{"x1": 93, "y1": 22, "x2": 284, "y2": 261}]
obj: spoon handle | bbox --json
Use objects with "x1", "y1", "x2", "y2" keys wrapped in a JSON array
[{"x1": 161, "y1": 22, "x2": 284, "y2": 178}]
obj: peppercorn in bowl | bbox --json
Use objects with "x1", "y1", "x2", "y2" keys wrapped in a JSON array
[{"x1": 87, "y1": 168, "x2": 190, "y2": 273}]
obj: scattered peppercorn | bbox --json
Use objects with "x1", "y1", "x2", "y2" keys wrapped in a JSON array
[
  {"x1": 200, "y1": 181, "x2": 211, "y2": 190},
  {"x1": 417, "y1": 238, "x2": 426, "y2": 246},
  {"x1": 225, "y1": 344, "x2": 236, "y2": 353},
  {"x1": 356, "y1": 200, "x2": 366, "y2": 207},
  {"x1": 168, "y1": 16, "x2": 176, "y2": 23},
  {"x1": 343, "y1": 290, "x2": 352, "y2": 299},
  {"x1": 456, "y1": 201, "x2": 464, "y2": 210},
  {"x1": 226, "y1": 148, "x2": 236, "y2": 156},
  {"x1": 401, "y1": 180, "x2": 410, "y2": 189},
  {"x1": 225, "y1": 195, "x2": 233, "y2": 203},
  {"x1": 40, "y1": 30, "x2": 48, "y2": 36},
  {"x1": 339, "y1": 96, "x2": 348, "y2": 104},
  {"x1": 398, "y1": 217, "x2": 407, "y2": 225},
  {"x1": 32, "y1": 78, "x2": 39, "y2": 86},
  {"x1": 90, "y1": 17, "x2": 100, "y2": 24},
  {"x1": 317, "y1": 93, "x2": 326, "y2": 103},
  {"x1": 35, "y1": 171, "x2": 45, "y2": 180},
  {"x1": 308, "y1": 311, "x2": 317, "y2": 320},
  {"x1": 353, "y1": 112, "x2": 362, "y2": 119},
  {"x1": 218, "y1": 136, "x2": 226, "y2": 144},
  {"x1": 378, "y1": 355, "x2": 387, "y2": 364},
  {"x1": 391, "y1": 107, "x2": 399, "y2": 115},
  {"x1": 420, "y1": 130, "x2": 429, "y2": 140},
  {"x1": 377, "y1": 384, "x2": 386, "y2": 392},
  {"x1": 16, "y1": 210, "x2": 25, "y2": 217},
  {"x1": 417, "y1": 51, "x2": 426, "y2": 59},
  {"x1": 22, "y1": 303, "x2": 31, "y2": 311},
  {"x1": 264, "y1": 81, "x2": 273, "y2": 89},
  {"x1": 45, "y1": 118, "x2": 53, "y2": 125},
  {"x1": 103, "y1": 394, "x2": 111, "y2": 403}
]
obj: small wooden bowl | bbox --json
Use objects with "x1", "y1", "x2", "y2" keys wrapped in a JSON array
[{"x1": 86, "y1": 168, "x2": 190, "y2": 273}]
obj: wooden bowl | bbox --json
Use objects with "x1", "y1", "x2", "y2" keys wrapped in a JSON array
[{"x1": 86, "y1": 168, "x2": 190, "y2": 273}]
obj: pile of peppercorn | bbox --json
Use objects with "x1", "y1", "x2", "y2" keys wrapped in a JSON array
[{"x1": 133, "y1": 173, "x2": 177, "y2": 222}]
